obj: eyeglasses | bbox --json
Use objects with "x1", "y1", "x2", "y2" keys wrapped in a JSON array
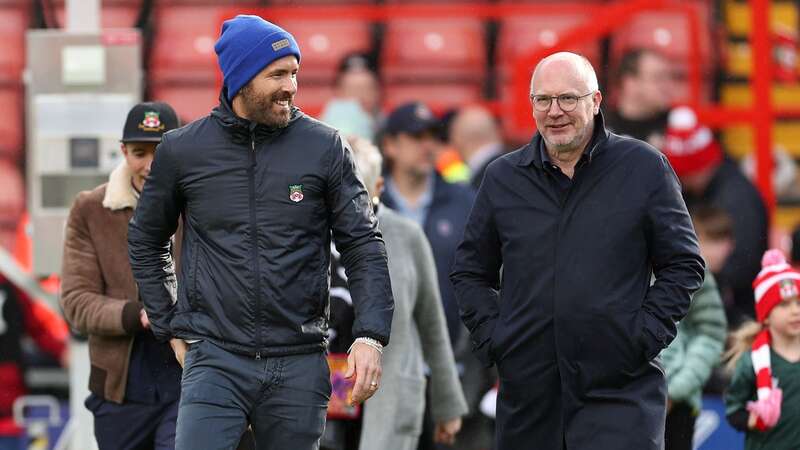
[{"x1": 530, "y1": 92, "x2": 594, "y2": 112}]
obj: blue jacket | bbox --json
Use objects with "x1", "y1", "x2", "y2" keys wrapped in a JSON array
[{"x1": 382, "y1": 175, "x2": 475, "y2": 345}]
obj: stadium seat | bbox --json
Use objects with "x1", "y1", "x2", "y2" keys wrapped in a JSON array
[
  {"x1": 151, "y1": 6, "x2": 225, "y2": 83},
  {"x1": 0, "y1": 7, "x2": 27, "y2": 84},
  {"x1": 609, "y1": 5, "x2": 715, "y2": 103},
  {"x1": 280, "y1": 19, "x2": 372, "y2": 83},
  {"x1": 55, "y1": 4, "x2": 140, "y2": 28},
  {"x1": 148, "y1": 83, "x2": 219, "y2": 124},
  {"x1": 384, "y1": 0, "x2": 486, "y2": 4},
  {"x1": 500, "y1": 0, "x2": 602, "y2": 3},
  {"x1": 496, "y1": 13, "x2": 601, "y2": 80},
  {"x1": 269, "y1": 0, "x2": 373, "y2": 5},
  {"x1": 383, "y1": 82, "x2": 482, "y2": 113},
  {"x1": 51, "y1": 0, "x2": 144, "y2": 5},
  {"x1": 0, "y1": 88, "x2": 23, "y2": 160},
  {"x1": 157, "y1": 0, "x2": 258, "y2": 4},
  {"x1": 292, "y1": 83, "x2": 335, "y2": 117},
  {"x1": 381, "y1": 18, "x2": 486, "y2": 83},
  {"x1": 609, "y1": 7, "x2": 712, "y2": 65}
]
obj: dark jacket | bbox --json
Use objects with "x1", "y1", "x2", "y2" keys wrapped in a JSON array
[
  {"x1": 604, "y1": 108, "x2": 669, "y2": 148},
  {"x1": 450, "y1": 113, "x2": 705, "y2": 450},
  {"x1": 382, "y1": 174, "x2": 475, "y2": 346},
  {"x1": 685, "y1": 158, "x2": 768, "y2": 326},
  {"x1": 129, "y1": 92, "x2": 394, "y2": 358}
]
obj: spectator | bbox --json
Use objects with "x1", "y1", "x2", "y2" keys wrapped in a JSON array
[
  {"x1": 346, "y1": 136, "x2": 467, "y2": 450},
  {"x1": 661, "y1": 266, "x2": 727, "y2": 450},
  {"x1": 60, "y1": 102, "x2": 182, "y2": 449},
  {"x1": 380, "y1": 101, "x2": 475, "y2": 348},
  {"x1": 320, "y1": 99, "x2": 376, "y2": 143},
  {"x1": 724, "y1": 249, "x2": 800, "y2": 450},
  {"x1": 429, "y1": 110, "x2": 470, "y2": 185},
  {"x1": 0, "y1": 277, "x2": 67, "y2": 445},
  {"x1": 335, "y1": 52, "x2": 382, "y2": 122},
  {"x1": 605, "y1": 48, "x2": 675, "y2": 148},
  {"x1": 448, "y1": 105, "x2": 505, "y2": 189},
  {"x1": 662, "y1": 106, "x2": 768, "y2": 326},
  {"x1": 692, "y1": 205, "x2": 735, "y2": 275}
]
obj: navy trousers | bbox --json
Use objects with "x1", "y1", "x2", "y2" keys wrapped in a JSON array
[
  {"x1": 175, "y1": 340, "x2": 331, "y2": 450},
  {"x1": 85, "y1": 394, "x2": 178, "y2": 450}
]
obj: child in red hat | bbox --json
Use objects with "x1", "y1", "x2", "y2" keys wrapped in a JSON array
[{"x1": 724, "y1": 249, "x2": 800, "y2": 449}]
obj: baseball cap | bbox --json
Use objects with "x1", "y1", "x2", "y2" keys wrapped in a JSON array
[
  {"x1": 337, "y1": 52, "x2": 378, "y2": 75},
  {"x1": 121, "y1": 102, "x2": 180, "y2": 143},
  {"x1": 383, "y1": 102, "x2": 439, "y2": 136}
]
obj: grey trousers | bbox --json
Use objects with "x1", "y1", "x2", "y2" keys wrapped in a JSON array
[{"x1": 175, "y1": 340, "x2": 331, "y2": 450}]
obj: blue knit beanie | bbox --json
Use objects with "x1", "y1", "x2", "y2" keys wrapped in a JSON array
[{"x1": 215, "y1": 15, "x2": 301, "y2": 101}]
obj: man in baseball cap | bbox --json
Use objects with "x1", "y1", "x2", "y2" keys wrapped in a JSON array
[
  {"x1": 60, "y1": 101, "x2": 181, "y2": 450},
  {"x1": 120, "y1": 101, "x2": 180, "y2": 193}
]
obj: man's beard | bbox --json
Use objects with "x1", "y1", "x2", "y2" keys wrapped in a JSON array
[{"x1": 239, "y1": 84, "x2": 292, "y2": 128}]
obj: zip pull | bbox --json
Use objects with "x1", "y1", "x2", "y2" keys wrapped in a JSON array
[
  {"x1": 250, "y1": 133, "x2": 257, "y2": 168},
  {"x1": 255, "y1": 351, "x2": 261, "y2": 360}
]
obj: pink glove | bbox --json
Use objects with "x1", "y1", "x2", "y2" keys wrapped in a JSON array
[{"x1": 747, "y1": 388, "x2": 783, "y2": 430}]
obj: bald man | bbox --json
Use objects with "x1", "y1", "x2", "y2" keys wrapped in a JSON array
[
  {"x1": 450, "y1": 52, "x2": 705, "y2": 450},
  {"x1": 448, "y1": 105, "x2": 504, "y2": 188}
]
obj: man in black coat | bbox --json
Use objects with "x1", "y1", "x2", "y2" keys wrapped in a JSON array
[
  {"x1": 450, "y1": 52, "x2": 705, "y2": 450},
  {"x1": 129, "y1": 16, "x2": 393, "y2": 450}
]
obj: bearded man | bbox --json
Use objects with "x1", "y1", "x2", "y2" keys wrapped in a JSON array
[{"x1": 128, "y1": 15, "x2": 393, "y2": 450}]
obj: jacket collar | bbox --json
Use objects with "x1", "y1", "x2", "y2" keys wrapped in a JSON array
[
  {"x1": 517, "y1": 110, "x2": 610, "y2": 168},
  {"x1": 210, "y1": 87, "x2": 302, "y2": 146},
  {"x1": 102, "y1": 161, "x2": 138, "y2": 211}
]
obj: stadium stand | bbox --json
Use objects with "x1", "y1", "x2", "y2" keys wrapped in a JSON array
[
  {"x1": 281, "y1": 19, "x2": 373, "y2": 84},
  {"x1": 381, "y1": 18, "x2": 486, "y2": 83}
]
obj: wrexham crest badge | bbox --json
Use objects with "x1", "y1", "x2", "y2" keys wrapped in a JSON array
[
  {"x1": 289, "y1": 184, "x2": 304, "y2": 203},
  {"x1": 139, "y1": 111, "x2": 164, "y2": 132}
]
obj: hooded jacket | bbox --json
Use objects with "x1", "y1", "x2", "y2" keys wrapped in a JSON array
[{"x1": 128, "y1": 92, "x2": 393, "y2": 357}]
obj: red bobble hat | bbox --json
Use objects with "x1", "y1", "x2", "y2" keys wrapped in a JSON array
[{"x1": 662, "y1": 106, "x2": 723, "y2": 177}]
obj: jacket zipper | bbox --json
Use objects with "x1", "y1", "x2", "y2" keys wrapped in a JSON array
[{"x1": 249, "y1": 133, "x2": 263, "y2": 359}]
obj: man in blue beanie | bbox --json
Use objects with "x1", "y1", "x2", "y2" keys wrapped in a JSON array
[{"x1": 129, "y1": 15, "x2": 394, "y2": 450}]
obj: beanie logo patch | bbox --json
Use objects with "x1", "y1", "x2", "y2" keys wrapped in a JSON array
[
  {"x1": 779, "y1": 279, "x2": 799, "y2": 300},
  {"x1": 272, "y1": 38, "x2": 291, "y2": 51}
]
